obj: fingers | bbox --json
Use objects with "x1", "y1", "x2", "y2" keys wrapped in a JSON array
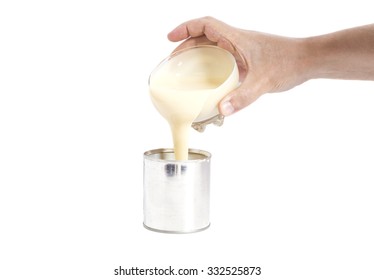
[
  {"x1": 167, "y1": 16, "x2": 214, "y2": 42},
  {"x1": 167, "y1": 16, "x2": 230, "y2": 44},
  {"x1": 168, "y1": 17, "x2": 239, "y2": 64}
]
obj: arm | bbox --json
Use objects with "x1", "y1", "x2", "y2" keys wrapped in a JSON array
[
  {"x1": 168, "y1": 17, "x2": 374, "y2": 116},
  {"x1": 304, "y1": 24, "x2": 374, "y2": 81}
]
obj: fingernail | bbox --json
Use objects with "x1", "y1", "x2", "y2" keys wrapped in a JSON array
[{"x1": 221, "y1": 101, "x2": 235, "y2": 116}]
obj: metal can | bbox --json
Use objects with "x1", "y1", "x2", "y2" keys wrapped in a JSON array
[{"x1": 143, "y1": 148, "x2": 211, "y2": 233}]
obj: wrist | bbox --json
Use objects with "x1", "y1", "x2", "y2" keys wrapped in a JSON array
[{"x1": 298, "y1": 36, "x2": 330, "y2": 81}]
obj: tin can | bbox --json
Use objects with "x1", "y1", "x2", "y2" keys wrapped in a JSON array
[{"x1": 143, "y1": 148, "x2": 211, "y2": 233}]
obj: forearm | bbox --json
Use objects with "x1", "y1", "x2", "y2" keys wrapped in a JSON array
[{"x1": 303, "y1": 24, "x2": 374, "y2": 81}]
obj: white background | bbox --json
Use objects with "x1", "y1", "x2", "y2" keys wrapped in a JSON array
[{"x1": 1, "y1": 1, "x2": 373, "y2": 279}]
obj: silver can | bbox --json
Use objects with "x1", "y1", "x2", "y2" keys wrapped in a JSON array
[{"x1": 143, "y1": 148, "x2": 211, "y2": 233}]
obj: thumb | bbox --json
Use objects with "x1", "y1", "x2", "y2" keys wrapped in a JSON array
[{"x1": 219, "y1": 80, "x2": 264, "y2": 116}]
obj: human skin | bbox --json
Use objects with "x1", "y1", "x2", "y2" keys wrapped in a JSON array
[{"x1": 167, "y1": 17, "x2": 374, "y2": 116}]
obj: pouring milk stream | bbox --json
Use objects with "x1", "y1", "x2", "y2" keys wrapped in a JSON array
[{"x1": 149, "y1": 46, "x2": 239, "y2": 160}]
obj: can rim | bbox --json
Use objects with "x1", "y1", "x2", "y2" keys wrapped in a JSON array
[{"x1": 144, "y1": 148, "x2": 211, "y2": 162}]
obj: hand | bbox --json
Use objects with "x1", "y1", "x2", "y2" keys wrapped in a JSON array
[{"x1": 168, "y1": 16, "x2": 308, "y2": 116}]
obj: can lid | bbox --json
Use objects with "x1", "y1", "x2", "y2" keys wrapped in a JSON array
[{"x1": 191, "y1": 114, "x2": 225, "y2": 132}]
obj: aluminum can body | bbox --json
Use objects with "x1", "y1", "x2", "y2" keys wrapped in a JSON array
[{"x1": 143, "y1": 148, "x2": 211, "y2": 233}]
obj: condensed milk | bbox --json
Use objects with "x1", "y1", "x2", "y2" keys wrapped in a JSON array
[{"x1": 149, "y1": 45, "x2": 239, "y2": 160}]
